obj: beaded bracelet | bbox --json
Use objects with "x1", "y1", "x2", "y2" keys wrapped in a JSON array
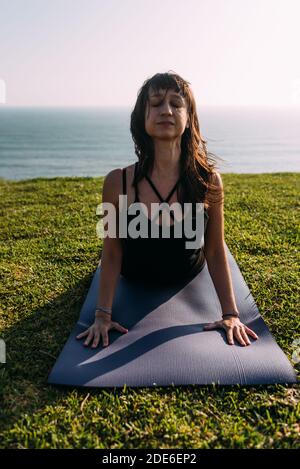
[{"x1": 95, "y1": 305, "x2": 112, "y2": 315}]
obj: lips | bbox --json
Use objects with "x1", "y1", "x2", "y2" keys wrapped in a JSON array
[{"x1": 158, "y1": 121, "x2": 174, "y2": 125}]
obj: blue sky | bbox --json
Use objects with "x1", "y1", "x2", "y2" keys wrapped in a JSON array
[{"x1": 0, "y1": 0, "x2": 299, "y2": 107}]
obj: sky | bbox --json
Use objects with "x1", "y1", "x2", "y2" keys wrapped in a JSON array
[{"x1": 0, "y1": 0, "x2": 300, "y2": 108}]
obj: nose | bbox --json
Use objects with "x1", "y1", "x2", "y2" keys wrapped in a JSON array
[{"x1": 160, "y1": 101, "x2": 172, "y2": 115}]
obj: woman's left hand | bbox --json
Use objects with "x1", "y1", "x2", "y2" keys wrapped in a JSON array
[{"x1": 203, "y1": 316, "x2": 259, "y2": 346}]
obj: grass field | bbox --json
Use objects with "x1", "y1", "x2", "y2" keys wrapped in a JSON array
[{"x1": 0, "y1": 173, "x2": 299, "y2": 449}]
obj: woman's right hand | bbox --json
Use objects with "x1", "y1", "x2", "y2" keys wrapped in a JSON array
[{"x1": 76, "y1": 311, "x2": 128, "y2": 348}]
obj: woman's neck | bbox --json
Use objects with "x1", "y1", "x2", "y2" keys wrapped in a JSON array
[{"x1": 150, "y1": 156, "x2": 181, "y2": 181}]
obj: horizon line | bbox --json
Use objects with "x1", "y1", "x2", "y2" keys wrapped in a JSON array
[{"x1": 1, "y1": 104, "x2": 300, "y2": 110}]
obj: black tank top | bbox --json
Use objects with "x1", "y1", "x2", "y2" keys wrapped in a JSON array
[{"x1": 119, "y1": 162, "x2": 209, "y2": 285}]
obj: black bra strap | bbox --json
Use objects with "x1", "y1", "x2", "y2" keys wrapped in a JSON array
[
  {"x1": 145, "y1": 173, "x2": 181, "y2": 223},
  {"x1": 134, "y1": 162, "x2": 139, "y2": 202},
  {"x1": 123, "y1": 163, "x2": 140, "y2": 201},
  {"x1": 145, "y1": 174, "x2": 181, "y2": 203},
  {"x1": 131, "y1": 163, "x2": 180, "y2": 222},
  {"x1": 122, "y1": 167, "x2": 127, "y2": 195}
]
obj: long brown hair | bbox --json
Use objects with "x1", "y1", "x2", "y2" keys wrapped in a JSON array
[{"x1": 130, "y1": 71, "x2": 224, "y2": 208}]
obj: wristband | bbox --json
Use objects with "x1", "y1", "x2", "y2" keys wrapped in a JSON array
[
  {"x1": 95, "y1": 306, "x2": 112, "y2": 315},
  {"x1": 222, "y1": 311, "x2": 240, "y2": 319}
]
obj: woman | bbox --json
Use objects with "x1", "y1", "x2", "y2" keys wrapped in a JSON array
[{"x1": 76, "y1": 72, "x2": 259, "y2": 349}]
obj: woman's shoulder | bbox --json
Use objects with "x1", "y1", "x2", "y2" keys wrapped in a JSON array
[
  {"x1": 123, "y1": 163, "x2": 136, "y2": 174},
  {"x1": 106, "y1": 163, "x2": 135, "y2": 178},
  {"x1": 102, "y1": 168, "x2": 122, "y2": 207},
  {"x1": 205, "y1": 170, "x2": 224, "y2": 210},
  {"x1": 206, "y1": 170, "x2": 223, "y2": 201},
  {"x1": 209, "y1": 169, "x2": 223, "y2": 188},
  {"x1": 102, "y1": 164, "x2": 136, "y2": 206}
]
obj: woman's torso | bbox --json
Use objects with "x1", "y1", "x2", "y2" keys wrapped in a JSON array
[{"x1": 118, "y1": 162, "x2": 209, "y2": 285}]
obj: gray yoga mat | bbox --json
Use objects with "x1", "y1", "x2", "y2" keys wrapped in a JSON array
[{"x1": 47, "y1": 242, "x2": 298, "y2": 387}]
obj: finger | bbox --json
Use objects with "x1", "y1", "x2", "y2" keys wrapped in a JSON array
[
  {"x1": 84, "y1": 330, "x2": 94, "y2": 347},
  {"x1": 240, "y1": 327, "x2": 251, "y2": 345},
  {"x1": 112, "y1": 322, "x2": 129, "y2": 333},
  {"x1": 102, "y1": 331, "x2": 109, "y2": 347},
  {"x1": 244, "y1": 326, "x2": 259, "y2": 340},
  {"x1": 91, "y1": 333, "x2": 100, "y2": 349},
  {"x1": 227, "y1": 328, "x2": 235, "y2": 345},
  {"x1": 234, "y1": 326, "x2": 246, "y2": 346},
  {"x1": 76, "y1": 329, "x2": 89, "y2": 340}
]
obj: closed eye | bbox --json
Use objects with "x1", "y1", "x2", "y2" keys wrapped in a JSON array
[{"x1": 152, "y1": 103, "x2": 181, "y2": 108}]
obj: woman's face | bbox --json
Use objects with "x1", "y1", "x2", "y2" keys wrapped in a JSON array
[{"x1": 144, "y1": 87, "x2": 189, "y2": 140}]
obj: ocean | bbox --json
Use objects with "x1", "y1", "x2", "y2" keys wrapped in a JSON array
[{"x1": 0, "y1": 106, "x2": 299, "y2": 181}]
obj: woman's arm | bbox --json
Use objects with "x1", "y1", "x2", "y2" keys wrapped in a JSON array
[
  {"x1": 203, "y1": 172, "x2": 239, "y2": 315},
  {"x1": 76, "y1": 169, "x2": 128, "y2": 348},
  {"x1": 203, "y1": 172, "x2": 259, "y2": 346},
  {"x1": 95, "y1": 168, "x2": 123, "y2": 312}
]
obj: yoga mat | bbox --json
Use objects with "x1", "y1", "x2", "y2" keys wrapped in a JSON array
[{"x1": 47, "y1": 242, "x2": 298, "y2": 388}]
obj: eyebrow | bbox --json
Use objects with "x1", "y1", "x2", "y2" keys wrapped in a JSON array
[{"x1": 149, "y1": 92, "x2": 183, "y2": 99}]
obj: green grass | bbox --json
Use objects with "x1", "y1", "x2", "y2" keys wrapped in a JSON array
[{"x1": 0, "y1": 173, "x2": 299, "y2": 449}]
